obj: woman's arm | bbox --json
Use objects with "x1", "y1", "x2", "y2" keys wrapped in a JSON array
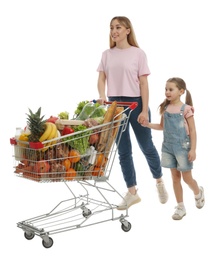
[
  {"x1": 186, "y1": 116, "x2": 197, "y2": 161},
  {"x1": 97, "y1": 71, "x2": 107, "y2": 102},
  {"x1": 137, "y1": 75, "x2": 149, "y2": 124}
]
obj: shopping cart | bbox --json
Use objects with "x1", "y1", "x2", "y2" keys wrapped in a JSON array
[{"x1": 10, "y1": 101, "x2": 137, "y2": 248}]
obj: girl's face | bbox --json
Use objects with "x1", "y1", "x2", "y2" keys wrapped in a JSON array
[
  {"x1": 110, "y1": 19, "x2": 130, "y2": 44},
  {"x1": 165, "y1": 82, "x2": 184, "y2": 103}
]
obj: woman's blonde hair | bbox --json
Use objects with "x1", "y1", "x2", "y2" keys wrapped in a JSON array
[
  {"x1": 159, "y1": 77, "x2": 193, "y2": 115},
  {"x1": 109, "y1": 16, "x2": 139, "y2": 48}
]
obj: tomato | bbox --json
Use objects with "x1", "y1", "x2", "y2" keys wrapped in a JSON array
[{"x1": 62, "y1": 126, "x2": 75, "y2": 136}]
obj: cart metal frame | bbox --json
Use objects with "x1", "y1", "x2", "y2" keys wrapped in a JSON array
[{"x1": 11, "y1": 102, "x2": 137, "y2": 248}]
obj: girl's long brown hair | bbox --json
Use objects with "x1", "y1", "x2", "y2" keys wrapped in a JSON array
[
  {"x1": 109, "y1": 16, "x2": 139, "y2": 48},
  {"x1": 159, "y1": 77, "x2": 193, "y2": 115}
]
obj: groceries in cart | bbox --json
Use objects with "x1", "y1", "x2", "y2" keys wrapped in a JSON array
[{"x1": 10, "y1": 101, "x2": 127, "y2": 182}]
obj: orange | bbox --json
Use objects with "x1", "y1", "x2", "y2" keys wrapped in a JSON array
[
  {"x1": 65, "y1": 168, "x2": 77, "y2": 181},
  {"x1": 92, "y1": 166, "x2": 104, "y2": 177},
  {"x1": 68, "y1": 149, "x2": 81, "y2": 163},
  {"x1": 95, "y1": 153, "x2": 107, "y2": 167},
  {"x1": 62, "y1": 159, "x2": 71, "y2": 171}
]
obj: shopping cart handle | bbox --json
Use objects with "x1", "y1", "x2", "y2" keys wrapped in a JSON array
[
  {"x1": 93, "y1": 99, "x2": 138, "y2": 110},
  {"x1": 104, "y1": 101, "x2": 138, "y2": 110},
  {"x1": 129, "y1": 102, "x2": 138, "y2": 110}
]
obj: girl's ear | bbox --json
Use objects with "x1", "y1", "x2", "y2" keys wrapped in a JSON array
[
  {"x1": 180, "y1": 89, "x2": 185, "y2": 95},
  {"x1": 126, "y1": 28, "x2": 130, "y2": 35}
]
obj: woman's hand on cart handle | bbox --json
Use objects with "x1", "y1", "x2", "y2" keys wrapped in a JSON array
[{"x1": 94, "y1": 98, "x2": 106, "y2": 105}]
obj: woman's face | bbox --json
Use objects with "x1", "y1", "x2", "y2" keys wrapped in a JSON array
[{"x1": 110, "y1": 19, "x2": 130, "y2": 44}]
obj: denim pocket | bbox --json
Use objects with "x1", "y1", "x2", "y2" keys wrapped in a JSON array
[{"x1": 181, "y1": 140, "x2": 191, "y2": 150}]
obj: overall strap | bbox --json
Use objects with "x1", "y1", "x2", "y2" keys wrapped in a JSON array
[{"x1": 180, "y1": 104, "x2": 186, "y2": 113}]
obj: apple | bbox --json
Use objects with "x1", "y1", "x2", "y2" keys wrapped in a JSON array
[
  {"x1": 89, "y1": 133, "x2": 99, "y2": 144},
  {"x1": 46, "y1": 116, "x2": 59, "y2": 124},
  {"x1": 34, "y1": 160, "x2": 50, "y2": 173}
]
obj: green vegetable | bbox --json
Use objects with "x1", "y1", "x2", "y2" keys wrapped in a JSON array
[
  {"x1": 74, "y1": 100, "x2": 90, "y2": 117},
  {"x1": 90, "y1": 105, "x2": 106, "y2": 118},
  {"x1": 64, "y1": 125, "x2": 92, "y2": 154},
  {"x1": 75, "y1": 102, "x2": 96, "y2": 120},
  {"x1": 73, "y1": 161, "x2": 85, "y2": 175},
  {"x1": 73, "y1": 100, "x2": 102, "y2": 119},
  {"x1": 58, "y1": 111, "x2": 69, "y2": 119}
]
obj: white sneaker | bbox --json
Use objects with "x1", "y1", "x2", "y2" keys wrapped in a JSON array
[
  {"x1": 172, "y1": 206, "x2": 186, "y2": 220},
  {"x1": 156, "y1": 182, "x2": 168, "y2": 204},
  {"x1": 117, "y1": 191, "x2": 141, "y2": 210},
  {"x1": 196, "y1": 186, "x2": 205, "y2": 209}
]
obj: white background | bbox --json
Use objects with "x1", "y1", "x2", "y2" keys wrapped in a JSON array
[{"x1": 1, "y1": 0, "x2": 212, "y2": 259}]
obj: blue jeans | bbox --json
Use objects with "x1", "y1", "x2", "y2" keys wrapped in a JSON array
[{"x1": 109, "y1": 96, "x2": 162, "y2": 188}]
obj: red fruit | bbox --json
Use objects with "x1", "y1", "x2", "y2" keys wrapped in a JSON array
[
  {"x1": 89, "y1": 133, "x2": 99, "y2": 144},
  {"x1": 34, "y1": 160, "x2": 50, "y2": 173},
  {"x1": 46, "y1": 116, "x2": 59, "y2": 124},
  {"x1": 62, "y1": 126, "x2": 74, "y2": 136}
]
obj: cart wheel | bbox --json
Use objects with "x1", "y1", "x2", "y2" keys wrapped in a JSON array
[
  {"x1": 24, "y1": 231, "x2": 35, "y2": 240},
  {"x1": 42, "y1": 237, "x2": 54, "y2": 248},
  {"x1": 121, "y1": 222, "x2": 131, "y2": 232},
  {"x1": 82, "y1": 209, "x2": 92, "y2": 218}
]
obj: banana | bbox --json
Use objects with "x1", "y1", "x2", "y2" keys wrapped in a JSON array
[
  {"x1": 48, "y1": 123, "x2": 58, "y2": 146},
  {"x1": 40, "y1": 123, "x2": 53, "y2": 152},
  {"x1": 46, "y1": 123, "x2": 56, "y2": 141},
  {"x1": 39, "y1": 122, "x2": 53, "y2": 142},
  {"x1": 40, "y1": 123, "x2": 59, "y2": 152}
]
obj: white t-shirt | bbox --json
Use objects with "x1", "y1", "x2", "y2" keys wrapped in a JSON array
[{"x1": 97, "y1": 46, "x2": 150, "y2": 97}]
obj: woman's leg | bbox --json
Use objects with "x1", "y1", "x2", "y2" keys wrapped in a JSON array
[{"x1": 129, "y1": 100, "x2": 163, "y2": 180}]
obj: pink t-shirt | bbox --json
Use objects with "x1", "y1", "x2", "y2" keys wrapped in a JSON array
[
  {"x1": 165, "y1": 104, "x2": 194, "y2": 135},
  {"x1": 97, "y1": 46, "x2": 150, "y2": 97}
]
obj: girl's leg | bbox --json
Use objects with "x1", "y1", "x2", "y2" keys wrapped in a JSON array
[
  {"x1": 182, "y1": 170, "x2": 205, "y2": 209},
  {"x1": 171, "y1": 168, "x2": 183, "y2": 203},
  {"x1": 182, "y1": 170, "x2": 199, "y2": 195},
  {"x1": 171, "y1": 168, "x2": 186, "y2": 220}
]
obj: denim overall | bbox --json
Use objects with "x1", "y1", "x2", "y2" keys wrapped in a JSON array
[{"x1": 161, "y1": 104, "x2": 193, "y2": 171}]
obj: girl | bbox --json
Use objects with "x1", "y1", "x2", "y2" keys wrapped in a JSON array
[
  {"x1": 143, "y1": 77, "x2": 205, "y2": 220},
  {"x1": 97, "y1": 16, "x2": 168, "y2": 210}
]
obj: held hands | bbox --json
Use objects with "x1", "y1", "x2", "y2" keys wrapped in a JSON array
[{"x1": 137, "y1": 111, "x2": 149, "y2": 127}]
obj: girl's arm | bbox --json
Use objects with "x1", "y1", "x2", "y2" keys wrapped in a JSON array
[
  {"x1": 97, "y1": 71, "x2": 107, "y2": 102},
  {"x1": 142, "y1": 115, "x2": 164, "y2": 130},
  {"x1": 186, "y1": 116, "x2": 197, "y2": 161}
]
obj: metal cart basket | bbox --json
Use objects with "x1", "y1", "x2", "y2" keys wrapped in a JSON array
[{"x1": 10, "y1": 101, "x2": 137, "y2": 248}]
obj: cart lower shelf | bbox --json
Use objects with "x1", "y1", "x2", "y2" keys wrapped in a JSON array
[{"x1": 17, "y1": 180, "x2": 131, "y2": 248}]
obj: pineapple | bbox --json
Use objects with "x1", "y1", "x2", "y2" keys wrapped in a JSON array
[
  {"x1": 26, "y1": 107, "x2": 46, "y2": 162},
  {"x1": 26, "y1": 107, "x2": 46, "y2": 142}
]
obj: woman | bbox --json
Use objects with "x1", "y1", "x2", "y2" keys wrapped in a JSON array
[{"x1": 97, "y1": 16, "x2": 168, "y2": 210}]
